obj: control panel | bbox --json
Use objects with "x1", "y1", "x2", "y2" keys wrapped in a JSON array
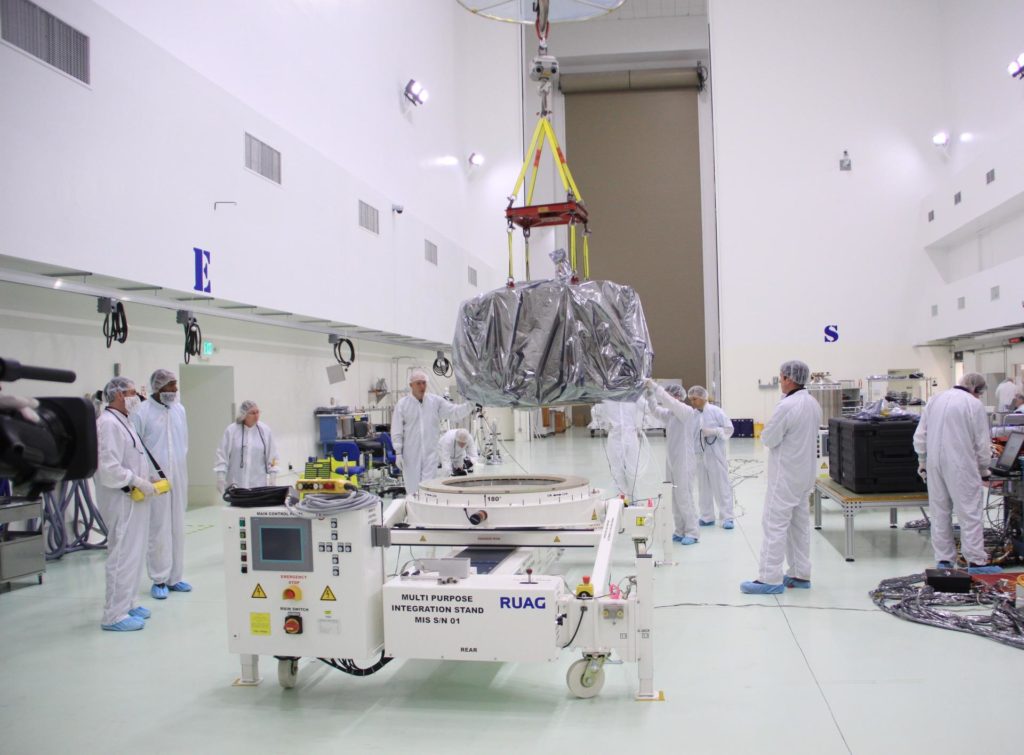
[{"x1": 224, "y1": 505, "x2": 384, "y2": 659}]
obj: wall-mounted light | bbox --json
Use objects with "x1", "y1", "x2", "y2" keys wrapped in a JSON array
[
  {"x1": 468, "y1": 152, "x2": 485, "y2": 167},
  {"x1": 404, "y1": 79, "x2": 429, "y2": 105},
  {"x1": 932, "y1": 131, "x2": 950, "y2": 147},
  {"x1": 436, "y1": 156, "x2": 459, "y2": 167},
  {"x1": 1007, "y1": 53, "x2": 1024, "y2": 78},
  {"x1": 959, "y1": 132, "x2": 974, "y2": 143}
]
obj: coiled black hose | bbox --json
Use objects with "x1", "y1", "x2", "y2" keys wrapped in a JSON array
[
  {"x1": 333, "y1": 337, "x2": 355, "y2": 369},
  {"x1": 103, "y1": 302, "x2": 128, "y2": 348},
  {"x1": 183, "y1": 316, "x2": 202, "y2": 364},
  {"x1": 223, "y1": 485, "x2": 291, "y2": 507}
]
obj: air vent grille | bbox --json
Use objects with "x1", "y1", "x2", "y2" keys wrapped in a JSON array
[
  {"x1": 358, "y1": 200, "x2": 379, "y2": 234},
  {"x1": 1, "y1": 0, "x2": 90, "y2": 83},
  {"x1": 425, "y1": 240, "x2": 438, "y2": 265},
  {"x1": 244, "y1": 133, "x2": 281, "y2": 184},
  {"x1": 468, "y1": 266, "x2": 478, "y2": 286}
]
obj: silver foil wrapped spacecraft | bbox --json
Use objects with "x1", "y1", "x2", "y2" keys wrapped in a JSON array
[{"x1": 452, "y1": 279, "x2": 653, "y2": 407}]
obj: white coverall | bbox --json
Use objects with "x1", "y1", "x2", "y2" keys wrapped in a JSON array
[
  {"x1": 95, "y1": 408, "x2": 154, "y2": 626},
  {"x1": 648, "y1": 385, "x2": 700, "y2": 538},
  {"x1": 912, "y1": 387, "x2": 992, "y2": 566},
  {"x1": 694, "y1": 404, "x2": 735, "y2": 523},
  {"x1": 131, "y1": 398, "x2": 189, "y2": 586},
  {"x1": 214, "y1": 421, "x2": 280, "y2": 489},
  {"x1": 438, "y1": 429, "x2": 479, "y2": 475},
  {"x1": 994, "y1": 379, "x2": 1017, "y2": 412},
  {"x1": 602, "y1": 398, "x2": 648, "y2": 499},
  {"x1": 758, "y1": 388, "x2": 822, "y2": 584},
  {"x1": 391, "y1": 394, "x2": 473, "y2": 494}
]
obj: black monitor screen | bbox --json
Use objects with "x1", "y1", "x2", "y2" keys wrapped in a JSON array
[
  {"x1": 261, "y1": 527, "x2": 302, "y2": 562},
  {"x1": 250, "y1": 517, "x2": 313, "y2": 572}
]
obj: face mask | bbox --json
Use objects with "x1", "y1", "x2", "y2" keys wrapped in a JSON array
[
  {"x1": 160, "y1": 392, "x2": 178, "y2": 405},
  {"x1": 124, "y1": 395, "x2": 141, "y2": 414}
]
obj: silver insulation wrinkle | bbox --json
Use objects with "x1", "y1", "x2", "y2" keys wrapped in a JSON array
[{"x1": 452, "y1": 279, "x2": 653, "y2": 407}]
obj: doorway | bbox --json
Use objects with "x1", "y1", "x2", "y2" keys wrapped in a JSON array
[{"x1": 180, "y1": 363, "x2": 234, "y2": 508}]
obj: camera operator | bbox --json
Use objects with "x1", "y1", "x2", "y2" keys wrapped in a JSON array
[{"x1": 96, "y1": 377, "x2": 156, "y2": 632}]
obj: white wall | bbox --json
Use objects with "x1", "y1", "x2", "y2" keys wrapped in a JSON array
[
  {"x1": 709, "y1": 0, "x2": 954, "y2": 421},
  {"x1": 904, "y1": 2, "x2": 1024, "y2": 348},
  {"x1": 0, "y1": 0, "x2": 523, "y2": 343},
  {"x1": 0, "y1": 281, "x2": 458, "y2": 478}
]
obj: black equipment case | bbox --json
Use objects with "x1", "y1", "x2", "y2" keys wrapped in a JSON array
[{"x1": 828, "y1": 416, "x2": 926, "y2": 493}]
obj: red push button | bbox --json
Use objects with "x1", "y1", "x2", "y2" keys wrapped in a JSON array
[{"x1": 282, "y1": 585, "x2": 302, "y2": 600}]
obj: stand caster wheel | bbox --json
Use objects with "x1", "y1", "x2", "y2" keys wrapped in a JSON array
[
  {"x1": 277, "y1": 657, "x2": 298, "y2": 689},
  {"x1": 566, "y1": 658, "x2": 605, "y2": 699}
]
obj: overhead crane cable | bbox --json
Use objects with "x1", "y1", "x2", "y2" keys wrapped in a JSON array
[
  {"x1": 569, "y1": 222, "x2": 577, "y2": 272},
  {"x1": 524, "y1": 228, "x2": 531, "y2": 282},
  {"x1": 511, "y1": 118, "x2": 546, "y2": 201},
  {"x1": 503, "y1": 6, "x2": 593, "y2": 285},
  {"x1": 507, "y1": 229, "x2": 515, "y2": 283}
]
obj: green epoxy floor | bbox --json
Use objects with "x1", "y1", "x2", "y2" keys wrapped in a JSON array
[{"x1": 1, "y1": 429, "x2": 1020, "y2": 754}]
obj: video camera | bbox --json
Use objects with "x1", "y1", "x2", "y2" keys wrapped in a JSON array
[{"x1": 0, "y1": 358, "x2": 98, "y2": 498}]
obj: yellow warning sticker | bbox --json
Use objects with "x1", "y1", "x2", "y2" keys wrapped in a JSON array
[
  {"x1": 553, "y1": 536, "x2": 561, "y2": 543},
  {"x1": 250, "y1": 612, "x2": 271, "y2": 635},
  {"x1": 320, "y1": 585, "x2": 337, "y2": 601},
  {"x1": 251, "y1": 583, "x2": 267, "y2": 599},
  {"x1": 635, "y1": 516, "x2": 647, "y2": 526},
  {"x1": 419, "y1": 535, "x2": 427, "y2": 542}
]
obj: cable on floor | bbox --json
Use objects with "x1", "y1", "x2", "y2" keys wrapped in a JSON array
[
  {"x1": 41, "y1": 479, "x2": 108, "y2": 560},
  {"x1": 869, "y1": 572, "x2": 1024, "y2": 650}
]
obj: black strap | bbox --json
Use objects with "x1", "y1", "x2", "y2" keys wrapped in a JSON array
[{"x1": 105, "y1": 407, "x2": 167, "y2": 482}]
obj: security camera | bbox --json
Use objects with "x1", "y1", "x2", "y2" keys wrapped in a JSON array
[{"x1": 392, "y1": 204, "x2": 404, "y2": 214}]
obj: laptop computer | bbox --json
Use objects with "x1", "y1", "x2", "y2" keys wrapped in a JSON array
[{"x1": 989, "y1": 431, "x2": 1024, "y2": 475}]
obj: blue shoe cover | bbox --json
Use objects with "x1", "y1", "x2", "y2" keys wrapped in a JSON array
[
  {"x1": 936, "y1": 561, "x2": 954, "y2": 569},
  {"x1": 783, "y1": 576, "x2": 811, "y2": 589},
  {"x1": 698, "y1": 519, "x2": 715, "y2": 527},
  {"x1": 129, "y1": 606, "x2": 151, "y2": 619},
  {"x1": 678, "y1": 536, "x2": 699, "y2": 545},
  {"x1": 168, "y1": 581, "x2": 192, "y2": 592},
  {"x1": 740, "y1": 580, "x2": 784, "y2": 594},
  {"x1": 967, "y1": 564, "x2": 1002, "y2": 574},
  {"x1": 151, "y1": 583, "x2": 169, "y2": 600},
  {"x1": 101, "y1": 616, "x2": 145, "y2": 632},
  {"x1": 671, "y1": 534, "x2": 684, "y2": 543},
  {"x1": 723, "y1": 519, "x2": 735, "y2": 530}
]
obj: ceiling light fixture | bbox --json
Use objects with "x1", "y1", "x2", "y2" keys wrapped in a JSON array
[
  {"x1": 468, "y1": 152, "x2": 485, "y2": 166},
  {"x1": 932, "y1": 131, "x2": 950, "y2": 147},
  {"x1": 404, "y1": 79, "x2": 429, "y2": 105}
]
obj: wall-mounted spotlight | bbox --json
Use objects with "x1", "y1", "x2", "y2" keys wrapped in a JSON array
[
  {"x1": 959, "y1": 132, "x2": 974, "y2": 143},
  {"x1": 932, "y1": 131, "x2": 950, "y2": 147},
  {"x1": 468, "y1": 152, "x2": 485, "y2": 167},
  {"x1": 404, "y1": 79, "x2": 429, "y2": 105},
  {"x1": 1007, "y1": 53, "x2": 1024, "y2": 78}
]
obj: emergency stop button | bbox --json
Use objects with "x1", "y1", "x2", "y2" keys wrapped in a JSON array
[
  {"x1": 283, "y1": 615, "x2": 303, "y2": 634},
  {"x1": 282, "y1": 585, "x2": 303, "y2": 601}
]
